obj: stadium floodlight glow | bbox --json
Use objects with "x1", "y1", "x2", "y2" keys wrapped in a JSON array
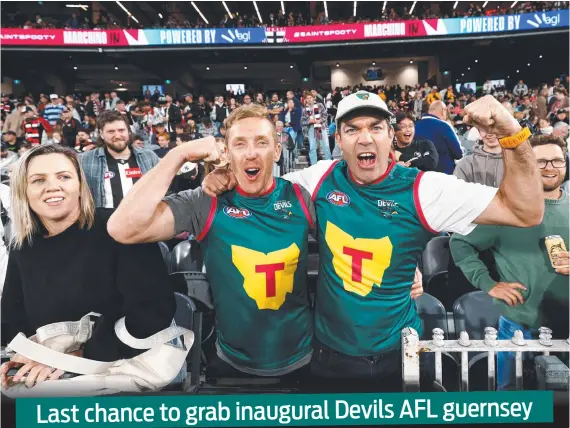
[
  {"x1": 66, "y1": 4, "x2": 89, "y2": 11},
  {"x1": 474, "y1": 59, "x2": 478, "y2": 63},
  {"x1": 382, "y1": 1, "x2": 387, "y2": 12},
  {"x1": 516, "y1": 69, "x2": 520, "y2": 73},
  {"x1": 409, "y1": 1, "x2": 417, "y2": 15},
  {"x1": 372, "y1": 61, "x2": 376, "y2": 66},
  {"x1": 482, "y1": 1, "x2": 489, "y2": 7},
  {"x1": 222, "y1": 1, "x2": 234, "y2": 19},
  {"x1": 461, "y1": 73, "x2": 464, "y2": 76},
  {"x1": 290, "y1": 64, "x2": 294, "y2": 68},
  {"x1": 353, "y1": 1, "x2": 357, "y2": 17},
  {"x1": 539, "y1": 55, "x2": 543, "y2": 58},
  {"x1": 114, "y1": 66, "x2": 118, "y2": 70},
  {"x1": 253, "y1": 1, "x2": 263, "y2": 24},
  {"x1": 191, "y1": 2, "x2": 209, "y2": 24},
  {"x1": 73, "y1": 66, "x2": 78, "y2": 70},
  {"x1": 116, "y1": 1, "x2": 139, "y2": 24},
  {"x1": 453, "y1": 1, "x2": 458, "y2": 9},
  {"x1": 158, "y1": 13, "x2": 163, "y2": 19},
  {"x1": 468, "y1": 67, "x2": 470, "y2": 70},
  {"x1": 511, "y1": 1, "x2": 518, "y2": 7},
  {"x1": 206, "y1": 66, "x2": 210, "y2": 70},
  {"x1": 324, "y1": 1, "x2": 328, "y2": 18},
  {"x1": 336, "y1": 63, "x2": 340, "y2": 67},
  {"x1": 281, "y1": 1, "x2": 285, "y2": 15},
  {"x1": 527, "y1": 63, "x2": 530, "y2": 66}
]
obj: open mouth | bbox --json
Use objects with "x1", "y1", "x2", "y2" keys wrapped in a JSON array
[
  {"x1": 244, "y1": 168, "x2": 261, "y2": 181},
  {"x1": 403, "y1": 132, "x2": 413, "y2": 139},
  {"x1": 357, "y1": 152, "x2": 377, "y2": 168},
  {"x1": 44, "y1": 196, "x2": 64, "y2": 206},
  {"x1": 543, "y1": 174, "x2": 557, "y2": 179}
]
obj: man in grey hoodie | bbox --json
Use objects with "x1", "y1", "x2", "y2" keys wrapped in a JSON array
[{"x1": 453, "y1": 129, "x2": 504, "y2": 187}]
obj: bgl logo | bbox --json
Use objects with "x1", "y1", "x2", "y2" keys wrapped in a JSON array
[
  {"x1": 223, "y1": 206, "x2": 252, "y2": 219},
  {"x1": 220, "y1": 29, "x2": 251, "y2": 43},
  {"x1": 326, "y1": 190, "x2": 351, "y2": 207},
  {"x1": 527, "y1": 12, "x2": 561, "y2": 28}
]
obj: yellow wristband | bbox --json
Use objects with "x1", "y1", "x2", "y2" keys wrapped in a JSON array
[{"x1": 498, "y1": 127, "x2": 532, "y2": 149}]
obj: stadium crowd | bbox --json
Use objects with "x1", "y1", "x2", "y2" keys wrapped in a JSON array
[
  {"x1": 1, "y1": 74, "x2": 569, "y2": 177},
  {"x1": 0, "y1": 67, "x2": 568, "y2": 395},
  {"x1": 2, "y1": 1, "x2": 565, "y2": 30}
]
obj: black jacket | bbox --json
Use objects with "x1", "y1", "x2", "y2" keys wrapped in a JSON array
[
  {"x1": 168, "y1": 104, "x2": 182, "y2": 128},
  {"x1": 395, "y1": 138, "x2": 439, "y2": 172}
]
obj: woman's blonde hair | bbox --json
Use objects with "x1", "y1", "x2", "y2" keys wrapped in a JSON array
[{"x1": 10, "y1": 144, "x2": 95, "y2": 249}]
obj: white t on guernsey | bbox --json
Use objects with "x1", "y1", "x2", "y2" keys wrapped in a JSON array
[{"x1": 283, "y1": 160, "x2": 498, "y2": 236}]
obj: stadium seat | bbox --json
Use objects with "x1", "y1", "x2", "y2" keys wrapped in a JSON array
[
  {"x1": 171, "y1": 272, "x2": 215, "y2": 361},
  {"x1": 452, "y1": 291, "x2": 502, "y2": 391},
  {"x1": 421, "y1": 236, "x2": 457, "y2": 308},
  {"x1": 415, "y1": 293, "x2": 448, "y2": 340},
  {"x1": 413, "y1": 293, "x2": 461, "y2": 391},
  {"x1": 172, "y1": 292, "x2": 201, "y2": 390},
  {"x1": 421, "y1": 236, "x2": 450, "y2": 284},
  {"x1": 452, "y1": 291, "x2": 500, "y2": 340},
  {"x1": 170, "y1": 240, "x2": 204, "y2": 273},
  {"x1": 158, "y1": 241, "x2": 170, "y2": 266}
]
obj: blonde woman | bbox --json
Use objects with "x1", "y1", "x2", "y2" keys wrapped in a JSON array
[{"x1": 0, "y1": 144, "x2": 175, "y2": 390}]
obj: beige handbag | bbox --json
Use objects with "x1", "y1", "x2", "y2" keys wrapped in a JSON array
[{"x1": 3, "y1": 313, "x2": 193, "y2": 398}]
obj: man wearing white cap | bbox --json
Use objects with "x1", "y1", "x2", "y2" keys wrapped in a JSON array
[
  {"x1": 43, "y1": 94, "x2": 64, "y2": 126},
  {"x1": 202, "y1": 90, "x2": 543, "y2": 388}
]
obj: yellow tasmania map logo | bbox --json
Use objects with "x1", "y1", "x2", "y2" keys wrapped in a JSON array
[
  {"x1": 231, "y1": 243, "x2": 300, "y2": 310},
  {"x1": 324, "y1": 221, "x2": 393, "y2": 296}
]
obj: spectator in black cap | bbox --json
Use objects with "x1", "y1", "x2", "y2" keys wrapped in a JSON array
[
  {"x1": 393, "y1": 112, "x2": 439, "y2": 172},
  {"x1": 57, "y1": 106, "x2": 81, "y2": 148}
]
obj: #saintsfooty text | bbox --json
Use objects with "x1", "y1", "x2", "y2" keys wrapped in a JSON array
[{"x1": 36, "y1": 399, "x2": 534, "y2": 425}]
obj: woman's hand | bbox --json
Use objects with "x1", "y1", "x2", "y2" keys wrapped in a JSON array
[
  {"x1": 0, "y1": 350, "x2": 81, "y2": 389},
  {"x1": 1, "y1": 354, "x2": 63, "y2": 389}
]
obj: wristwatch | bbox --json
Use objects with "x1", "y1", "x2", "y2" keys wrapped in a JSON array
[{"x1": 498, "y1": 126, "x2": 532, "y2": 149}]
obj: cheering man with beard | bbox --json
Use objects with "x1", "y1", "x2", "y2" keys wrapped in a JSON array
[
  {"x1": 80, "y1": 111, "x2": 160, "y2": 208},
  {"x1": 451, "y1": 134, "x2": 569, "y2": 390},
  {"x1": 202, "y1": 91, "x2": 543, "y2": 389},
  {"x1": 393, "y1": 112, "x2": 439, "y2": 172}
]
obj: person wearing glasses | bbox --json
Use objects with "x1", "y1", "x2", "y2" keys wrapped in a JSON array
[{"x1": 450, "y1": 134, "x2": 569, "y2": 391}]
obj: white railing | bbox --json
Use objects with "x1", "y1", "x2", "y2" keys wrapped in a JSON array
[{"x1": 401, "y1": 327, "x2": 570, "y2": 392}]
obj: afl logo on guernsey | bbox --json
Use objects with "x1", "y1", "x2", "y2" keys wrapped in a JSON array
[
  {"x1": 223, "y1": 206, "x2": 252, "y2": 219},
  {"x1": 326, "y1": 190, "x2": 351, "y2": 207}
]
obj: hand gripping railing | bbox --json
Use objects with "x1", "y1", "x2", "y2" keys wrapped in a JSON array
[{"x1": 401, "y1": 327, "x2": 570, "y2": 392}]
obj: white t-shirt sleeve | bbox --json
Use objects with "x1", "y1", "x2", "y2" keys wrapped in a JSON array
[
  {"x1": 282, "y1": 160, "x2": 336, "y2": 196},
  {"x1": 418, "y1": 172, "x2": 498, "y2": 235}
]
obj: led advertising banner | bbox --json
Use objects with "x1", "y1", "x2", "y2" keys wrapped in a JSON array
[{"x1": 0, "y1": 10, "x2": 567, "y2": 47}]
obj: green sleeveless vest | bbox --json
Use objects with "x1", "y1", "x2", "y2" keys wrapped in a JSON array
[
  {"x1": 200, "y1": 178, "x2": 313, "y2": 371},
  {"x1": 313, "y1": 160, "x2": 435, "y2": 356}
]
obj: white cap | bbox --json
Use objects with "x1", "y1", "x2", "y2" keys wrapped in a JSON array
[
  {"x1": 177, "y1": 161, "x2": 197, "y2": 175},
  {"x1": 335, "y1": 90, "x2": 392, "y2": 126},
  {"x1": 49, "y1": 93, "x2": 58, "y2": 99}
]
